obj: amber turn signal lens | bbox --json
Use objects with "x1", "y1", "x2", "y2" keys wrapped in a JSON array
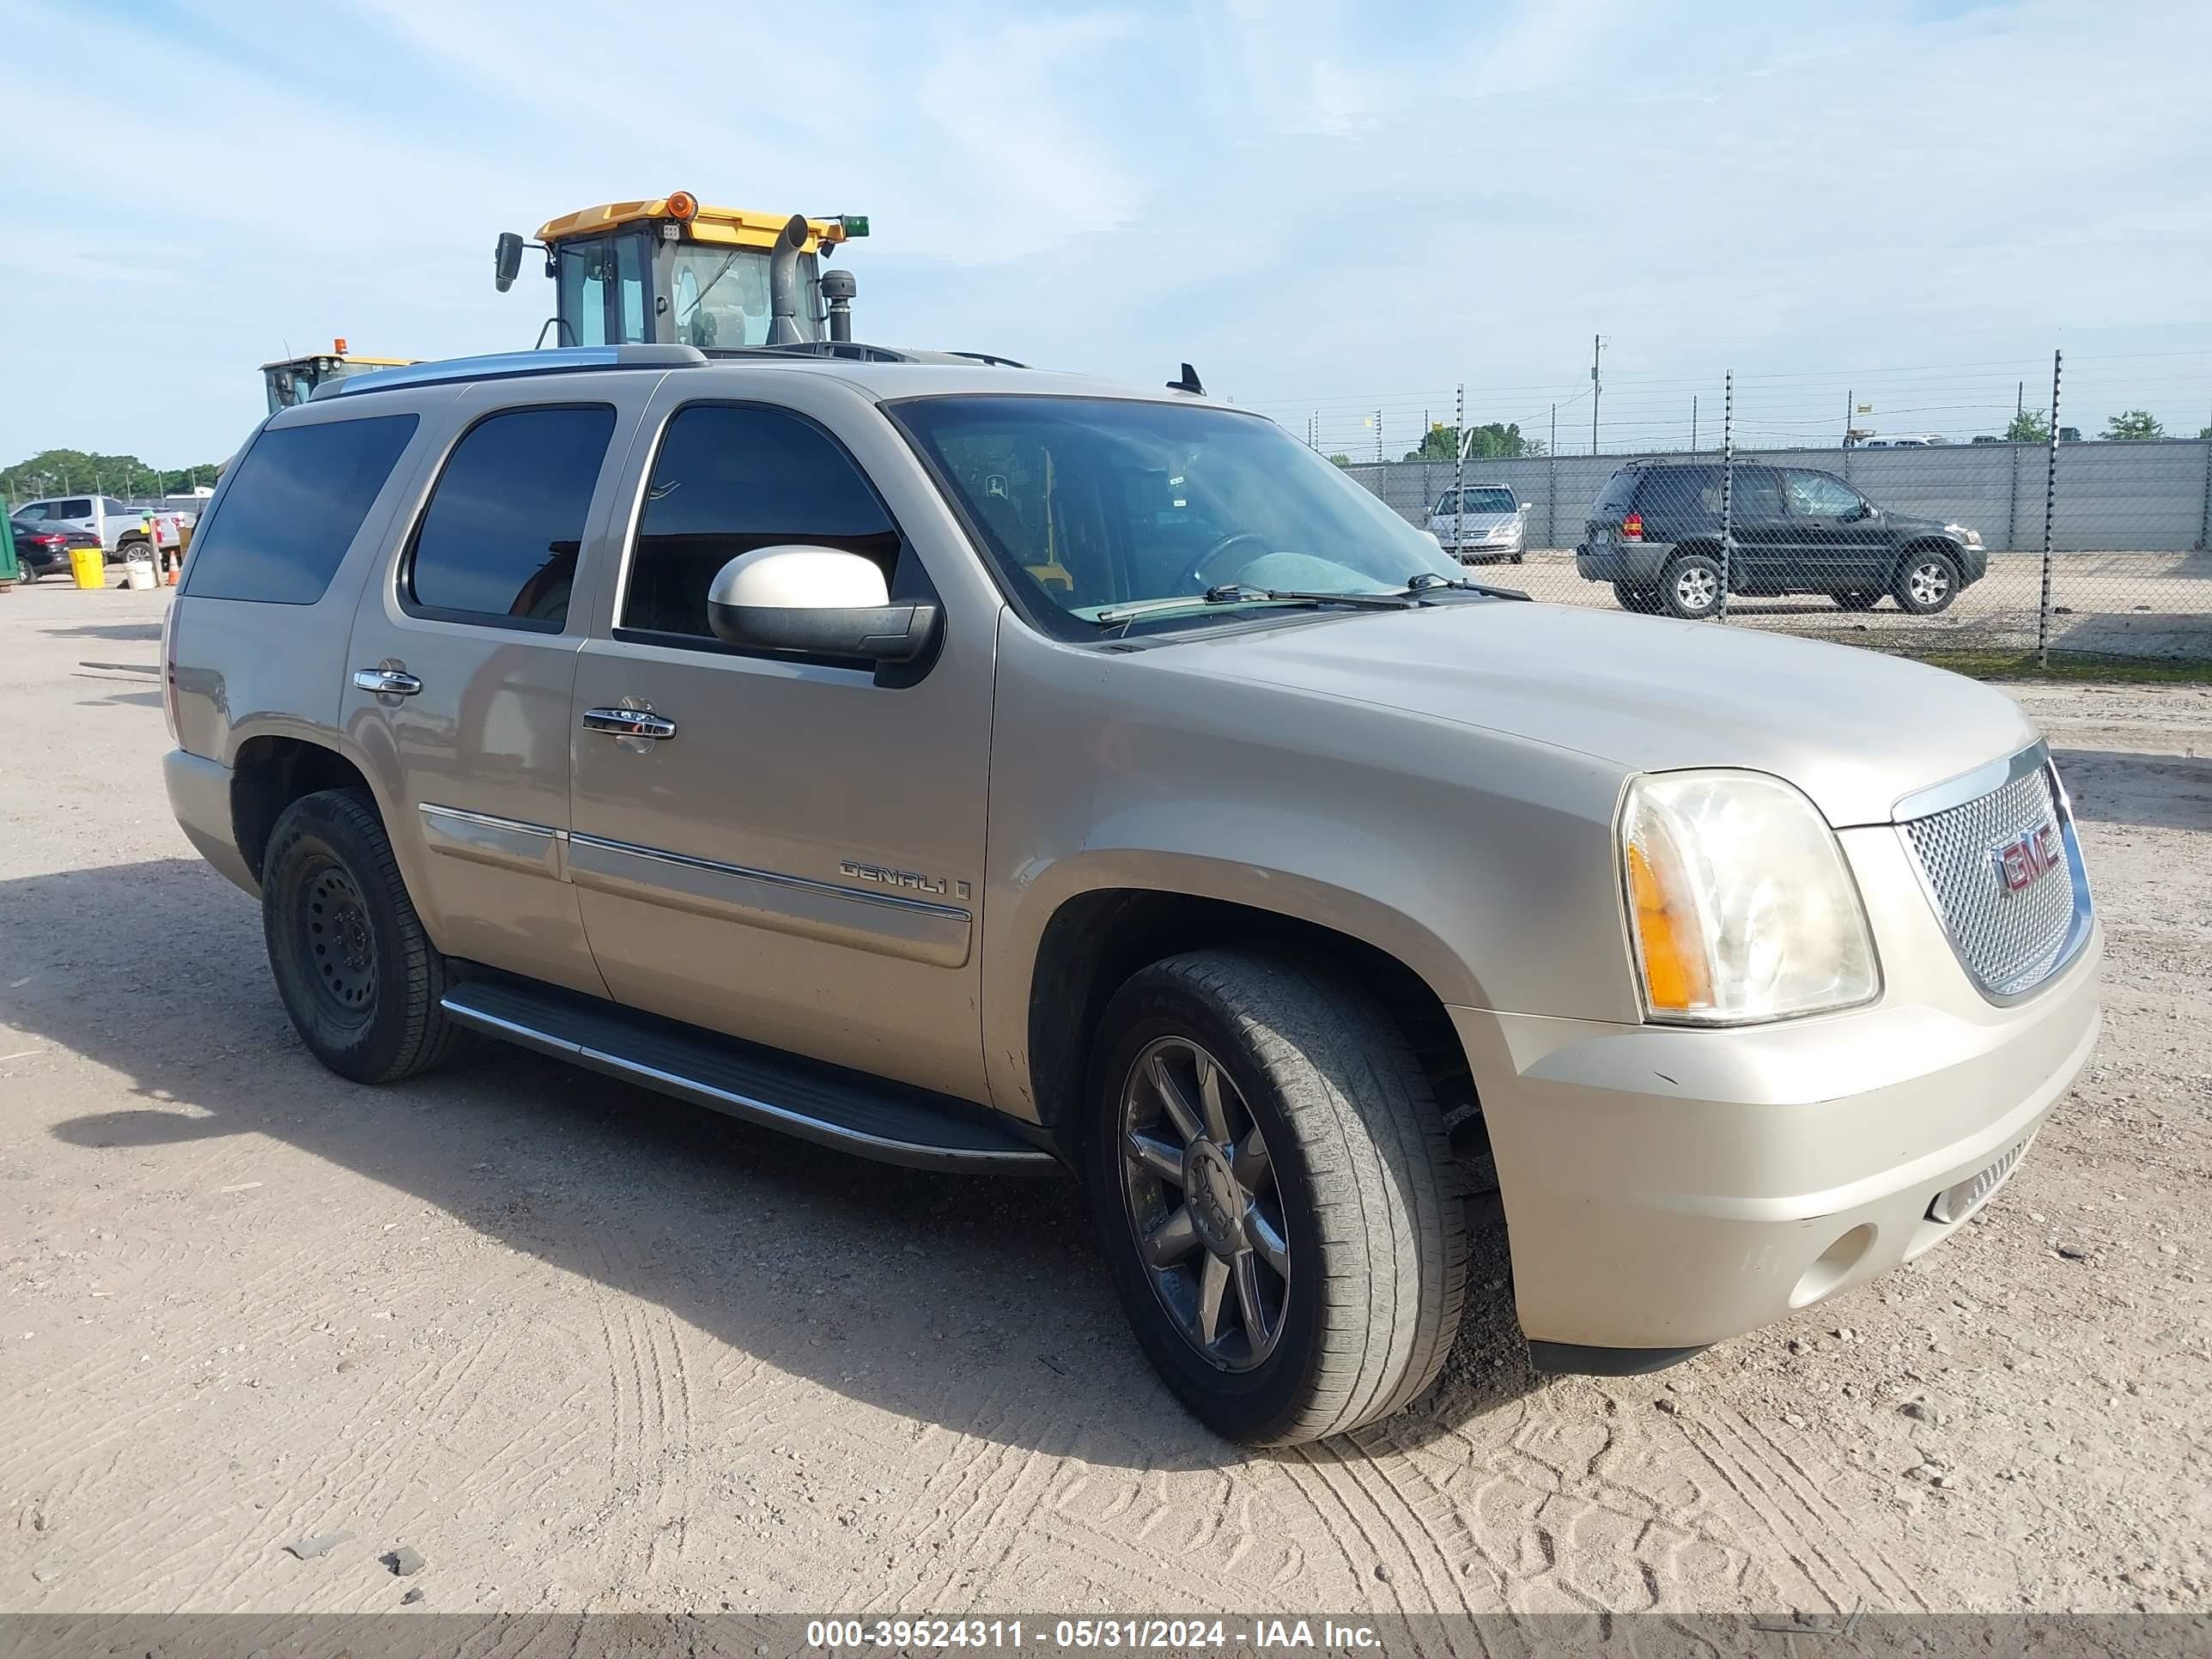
[{"x1": 1626, "y1": 842, "x2": 1711, "y2": 1013}]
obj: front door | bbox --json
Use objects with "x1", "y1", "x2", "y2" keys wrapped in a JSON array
[
  {"x1": 340, "y1": 383, "x2": 631, "y2": 998},
  {"x1": 566, "y1": 388, "x2": 996, "y2": 1102},
  {"x1": 1782, "y1": 469, "x2": 1887, "y2": 592}
]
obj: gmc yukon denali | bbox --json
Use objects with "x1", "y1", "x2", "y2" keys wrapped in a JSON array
[{"x1": 161, "y1": 344, "x2": 2100, "y2": 1445}]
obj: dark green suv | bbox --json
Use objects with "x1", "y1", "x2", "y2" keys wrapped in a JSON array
[{"x1": 1577, "y1": 461, "x2": 1989, "y2": 619}]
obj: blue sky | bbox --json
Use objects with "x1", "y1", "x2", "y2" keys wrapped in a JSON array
[{"x1": 3, "y1": 0, "x2": 2208, "y2": 465}]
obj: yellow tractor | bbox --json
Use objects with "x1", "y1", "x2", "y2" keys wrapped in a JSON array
[
  {"x1": 494, "y1": 191, "x2": 869, "y2": 351},
  {"x1": 260, "y1": 339, "x2": 416, "y2": 413}
]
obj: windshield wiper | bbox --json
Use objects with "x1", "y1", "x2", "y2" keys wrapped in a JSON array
[
  {"x1": 1397, "y1": 571, "x2": 1532, "y2": 601},
  {"x1": 1091, "y1": 584, "x2": 1417, "y2": 626}
]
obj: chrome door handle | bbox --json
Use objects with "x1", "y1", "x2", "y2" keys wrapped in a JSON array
[
  {"x1": 581, "y1": 707, "x2": 677, "y2": 740},
  {"x1": 352, "y1": 668, "x2": 422, "y2": 696}
]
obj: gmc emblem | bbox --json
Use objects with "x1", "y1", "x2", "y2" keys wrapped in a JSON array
[{"x1": 1993, "y1": 822, "x2": 2061, "y2": 894}]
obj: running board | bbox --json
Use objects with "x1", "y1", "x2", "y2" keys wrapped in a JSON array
[{"x1": 439, "y1": 979, "x2": 1061, "y2": 1176}]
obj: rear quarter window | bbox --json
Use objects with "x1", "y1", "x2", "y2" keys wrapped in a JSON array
[{"x1": 184, "y1": 414, "x2": 418, "y2": 605}]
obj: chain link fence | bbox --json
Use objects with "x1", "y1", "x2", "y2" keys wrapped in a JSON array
[{"x1": 1312, "y1": 354, "x2": 2212, "y2": 671}]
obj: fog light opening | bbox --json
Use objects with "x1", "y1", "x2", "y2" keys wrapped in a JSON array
[{"x1": 1790, "y1": 1223, "x2": 1877, "y2": 1310}]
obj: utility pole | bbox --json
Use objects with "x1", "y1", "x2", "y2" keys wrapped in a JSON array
[
  {"x1": 1843, "y1": 390, "x2": 1852, "y2": 450},
  {"x1": 1374, "y1": 409, "x2": 1383, "y2": 465},
  {"x1": 1589, "y1": 334, "x2": 1605, "y2": 455},
  {"x1": 1691, "y1": 396, "x2": 1698, "y2": 453},
  {"x1": 2017, "y1": 381, "x2": 2025, "y2": 421},
  {"x1": 1549, "y1": 403, "x2": 1557, "y2": 457}
]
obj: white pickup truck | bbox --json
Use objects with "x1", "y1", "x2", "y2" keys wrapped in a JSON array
[{"x1": 10, "y1": 495, "x2": 191, "y2": 560}]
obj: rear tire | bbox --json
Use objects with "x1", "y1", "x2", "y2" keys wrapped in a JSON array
[
  {"x1": 1892, "y1": 548, "x2": 1961, "y2": 615},
  {"x1": 1660, "y1": 552, "x2": 1724, "y2": 619},
  {"x1": 262, "y1": 788, "x2": 459, "y2": 1085},
  {"x1": 1085, "y1": 949, "x2": 1468, "y2": 1445}
]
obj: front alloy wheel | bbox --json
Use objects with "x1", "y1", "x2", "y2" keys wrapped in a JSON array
[
  {"x1": 1085, "y1": 950, "x2": 1469, "y2": 1444},
  {"x1": 1893, "y1": 550, "x2": 1960, "y2": 614},
  {"x1": 1119, "y1": 1036, "x2": 1290, "y2": 1370}
]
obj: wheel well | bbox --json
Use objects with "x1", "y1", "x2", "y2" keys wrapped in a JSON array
[
  {"x1": 1668, "y1": 540, "x2": 1723, "y2": 563},
  {"x1": 1026, "y1": 890, "x2": 1477, "y2": 1147},
  {"x1": 231, "y1": 737, "x2": 376, "y2": 880},
  {"x1": 1898, "y1": 538, "x2": 1961, "y2": 566}
]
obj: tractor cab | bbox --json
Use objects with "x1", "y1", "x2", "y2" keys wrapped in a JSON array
[
  {"x1": 495, "y1": 192, "x2": 867, "y2": 352},
  {"x1": 261, "y1": 341, "x2": 416, "y2": 413}
]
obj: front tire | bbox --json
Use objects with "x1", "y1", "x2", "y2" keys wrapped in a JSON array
[
  {"x1": 1085, "y1": 950, "x2": 1468, "y2": 1445},
  {"x1": 1893, "y1": 548, "x2": 1961, "y2": 615},
  {"x1": 262, "y1": 789, "x2": 458, "y2": 1085}
]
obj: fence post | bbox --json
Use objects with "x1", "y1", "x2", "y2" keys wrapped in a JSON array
[
  {"x1": 1717, "y1": 370, "x2": 1735, "y2": 622},
  {"x1": 1547, "y1": 404, "x2": 1558, "y2": 550},
  {"x1": 1453, "y1": 384, "x2": 1466, "y2": 562},
  {"x1": 2007, "y1": 441, "x2": 2021, "y2": 551},
  {"x1": 2198, "y1": 432, "x2": 2211, "y2": 551},
  {"x1": 2036, "y1": 349, "x2": 2063, "y2": 670}
]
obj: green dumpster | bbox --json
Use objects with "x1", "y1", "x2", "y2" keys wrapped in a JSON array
[{"x1": 0, "y1": 501, "x2": 20, "y2": 586}]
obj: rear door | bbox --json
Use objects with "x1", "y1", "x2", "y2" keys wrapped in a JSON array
[
  {"x1": 338, "y1": 379, "x2": 637, "y2": 997},
  {"x1": 1723, "y1": 467, "x2": 1790, "y2": 590}
]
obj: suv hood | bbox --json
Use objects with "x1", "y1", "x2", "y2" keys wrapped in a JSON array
[{"x1": 1161, "y1": 601, "x2": 2036, "y2": 827}]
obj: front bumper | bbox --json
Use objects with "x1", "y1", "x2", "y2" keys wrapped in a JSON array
[
  {"x1": 1576, "y1": 541, "x2": 1672, "y2": 584},
  {"x1": 1453, "y1": 825, "x2": 2101, "y2": 1358}
]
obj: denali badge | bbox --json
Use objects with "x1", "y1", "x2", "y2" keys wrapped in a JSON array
[
  {"x1": 840, "y1": 859, "x2": 948, "y2": 896},
  {"x1": 1992, "y1": 821, "x2": 2061, "y2": 894}
]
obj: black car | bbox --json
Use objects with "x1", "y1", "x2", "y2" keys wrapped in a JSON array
[
  {"x1": 1575, "y1": 461, "x2": 1988, "y2": 619},
  {"x1": 9, "y1": 517, "x2": 101, "y2": 581}
]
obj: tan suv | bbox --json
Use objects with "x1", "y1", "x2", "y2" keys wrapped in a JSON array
[{"x1": 162, "y1": 344, "x2": 2101, "y2": 1445}]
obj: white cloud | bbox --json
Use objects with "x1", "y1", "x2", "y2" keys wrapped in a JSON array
[{"x1": 1, "y1": 0, "x2": 2205, "y2": 463}]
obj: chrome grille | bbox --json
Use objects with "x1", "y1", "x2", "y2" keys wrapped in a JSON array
[{"x1": 1904, "y1": 757, "x2": 2086, "y2": 999}]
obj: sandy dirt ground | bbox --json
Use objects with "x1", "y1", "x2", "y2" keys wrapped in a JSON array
[
  {"x1": 1477, "y1": 550, "x2": 2212, "y2": 661},
  {"x1": 2, "y1": 583, "x2": 2207, "y2": 1619}
]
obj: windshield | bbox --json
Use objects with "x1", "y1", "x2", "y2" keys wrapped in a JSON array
[
  {"x1": 669, "y1": 245, "x2": 822, "y2": 348},
  {"x1": 896, "y1": 397, "x2": 1459, "y2": 632},
  {"x1": 1442, "y1": 487, "x2": 1516, "y2": 515}
]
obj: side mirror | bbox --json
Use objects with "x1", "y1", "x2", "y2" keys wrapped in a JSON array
[
  {"x1": 1519, "y1": 501, "x2": 1533, "y2": 511},
  {"x1": 707, "y1": 546, "x2": 940, "y2": 664},
  {"x1": 494, "y1": 232, "x2": 525, "y2": 294}
]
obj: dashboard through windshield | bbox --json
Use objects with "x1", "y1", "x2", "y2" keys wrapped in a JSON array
[{"x1": 895, "y1": 396, "x2": 1461, "y2": 635}]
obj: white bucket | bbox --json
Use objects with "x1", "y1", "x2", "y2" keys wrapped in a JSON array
[{"x1": 123, "y1": 560, "x2": 157, "y2": 591}]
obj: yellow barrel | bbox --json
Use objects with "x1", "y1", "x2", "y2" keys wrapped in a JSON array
[{"x1": 70, "y1": 547, "x2": 107, "y2": 589}]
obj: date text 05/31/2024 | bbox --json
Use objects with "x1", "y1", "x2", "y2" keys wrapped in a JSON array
[{"x1": 805, "y1": 1620, "x2": 1382, "y2": 1650}]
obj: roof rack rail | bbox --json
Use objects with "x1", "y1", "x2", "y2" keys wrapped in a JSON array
[
  {"x1": 322, "y1": 344, "x2": 707, "y2": 399},
  {"x1": 697, "y1": 342, "x2": 1029, "y2": 368}
]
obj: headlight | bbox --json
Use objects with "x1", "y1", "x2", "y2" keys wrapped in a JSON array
[{"x1": 1620, "y1": 770, "x2": 1878, "y2": 1024}]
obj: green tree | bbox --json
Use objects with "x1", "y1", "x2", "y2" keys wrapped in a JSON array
[
  {"x1": 2102, "y1": 410, "x2": 2163, "y2": 441},
  {"x1": 3, "y1": 448, "x2": 225, "y2": 506},
  {"x1": 1399, "y1": 422, "x2": 1546, "y2": 463},
  {"x1": 2005, "y1": 410, "x2": 2051, "y2": 443},
  {"x1": 1327, "y1": 453, "x2": 1355, "y2": 468},
  {"x1": 2198, "y1": 424, "x2": 2211, "y2": 441}
]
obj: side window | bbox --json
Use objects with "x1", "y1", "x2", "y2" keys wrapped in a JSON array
[
  {"x1": 405, "y1": 405, "x2": 616, "y2": 629},
  {"x1": 183, "y1": 415, "x2": 418, "y2": 605},
  {"x1": 105, "y1": 496, "x2": 131, "y2": 515},
  {"x1": 1731, "y1": 470, "x2": 1786, "y2": 520},
  {"x1": 619, "y1": 404, "x2": 902, "y2": 641},
  {"x1": 59, "y1": 498, "x2": 93, "y2": 519},
  {"x1": 14, "y1": 503, "x2": 48, "y2": 522},
  {"x1": 1434, "y1": 490, "x2": 1458, "y2": 515},
  {"x1": 1785, "y1": 471, "x2": 1862, "y2": 518}
]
